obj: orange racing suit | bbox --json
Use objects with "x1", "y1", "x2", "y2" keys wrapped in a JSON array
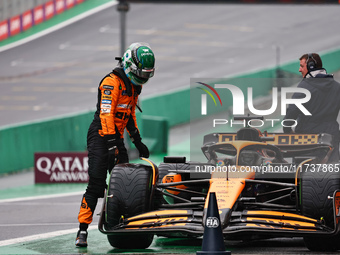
[
  {"x1": 77, "y1": 67, "x2": 141, "y2": 229},
  {"x1": 96, "y1": 71, "x2": 140, "y2": 139}
]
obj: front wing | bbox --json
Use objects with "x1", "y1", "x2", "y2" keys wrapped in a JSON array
[{"x1": 99, "y1": 191, "x2": 340, "y2": 238}]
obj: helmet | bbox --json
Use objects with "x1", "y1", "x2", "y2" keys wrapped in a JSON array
[{"x1": 122, "y1": 42, "x2": 155, "y2": 86}]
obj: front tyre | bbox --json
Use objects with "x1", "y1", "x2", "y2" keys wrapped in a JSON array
[
  {"x1": 105, "y1": 163, "x2": 154, "y2": 249},
  {"x1": 301, "y1": 165, "x2": 340, "y2": 252}
]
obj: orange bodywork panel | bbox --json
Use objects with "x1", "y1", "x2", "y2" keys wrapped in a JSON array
[
  {"x1": 207, "y1": 178, "x2": 245, "y2": 210},
  {"x1": 128, "y1": 210, "x2": 190, "y2": 220},
  {"x1": 126, "y1": 210, "x2": 190, "y2": 229},
  {"x1": 245, "y1": 223, "x2": 316, "y2": 231},
  {"x1": 206, "y1": 165, "x2": 255, "y2": 210},
  {"x1": 162, "y1": 173, "x2": 187, "y2": 195},
  {"x1": 244, "y1": 210, "x2": 318, "y2": 223}
]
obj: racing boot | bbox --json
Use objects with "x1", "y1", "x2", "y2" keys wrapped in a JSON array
[
  {"x1": 75, "y1": 229, "x2": 88, "y2": 247},
  {"x1": 76, "y1": 194, "x2": 96, "y2": 247}
]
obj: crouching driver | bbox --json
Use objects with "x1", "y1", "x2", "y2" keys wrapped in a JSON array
[{"x1": 75, "y1": 42, "x2": 155, "y2": 247}]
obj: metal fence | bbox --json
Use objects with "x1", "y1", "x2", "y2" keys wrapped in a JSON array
[{"x1": 0, "y1": 0, "x2": 49, "y2": 21}]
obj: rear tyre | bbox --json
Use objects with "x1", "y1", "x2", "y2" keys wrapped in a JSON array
[
  {"x1": 301, "y1": 165, "x2": 340, "y2": 251},
  {"x1": 105, "y1": 163, "x2": 154, "y2": 249}
]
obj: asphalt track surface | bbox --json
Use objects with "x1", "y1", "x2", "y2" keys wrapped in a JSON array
[
  {"x1": 1, "y1": 1, "x2": 340, "y2": 254},
  {"x1": 1, "y1": 2, "x2": 340, "y2": 127}
]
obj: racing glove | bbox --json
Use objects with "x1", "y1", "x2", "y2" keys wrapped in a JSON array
[
  {"x1": 130, "y1": 132, "x2": 149, "y2": 158},
  {"x1": 105, "y1": 134, "x2": 127, "y2": 171}
]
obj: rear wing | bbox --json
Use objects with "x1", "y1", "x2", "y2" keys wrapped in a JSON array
[{"x1": 203, "y1": 132, "x2": 333, "y2": 158}]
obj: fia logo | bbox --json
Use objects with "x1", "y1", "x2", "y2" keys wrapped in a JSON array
[{"x1": 206, "y1": 216, "x2": 219, "y2": 228}]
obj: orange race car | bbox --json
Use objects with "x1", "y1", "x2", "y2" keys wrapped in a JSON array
[{"x1": 98, "y1": 124, "x2": 340, "y2": 252}]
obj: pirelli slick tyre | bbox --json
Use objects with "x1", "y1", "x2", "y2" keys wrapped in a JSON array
[
  {"x1": 301, "y1": 165, "x2": 340, "y2": 252},
  {"x1": 105, "y1": 163, "x2": 154, "y2": 249}
]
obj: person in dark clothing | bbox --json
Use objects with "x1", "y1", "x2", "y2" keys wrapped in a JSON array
[
  {"x1": 283, "y1": 53, "x2": 340, "y2": 162},
  {"x1": 75, "y1": 42, "x2": 155, "y2": 247}
]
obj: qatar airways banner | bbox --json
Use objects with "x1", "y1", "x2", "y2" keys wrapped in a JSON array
[{"x1": 34, "y1": 152, "x2": 89, "y2": 183}]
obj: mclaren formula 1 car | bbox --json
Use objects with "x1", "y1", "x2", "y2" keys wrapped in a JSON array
[{"x1": 98, "y1": 125, "x2": 340, "y2": 252}]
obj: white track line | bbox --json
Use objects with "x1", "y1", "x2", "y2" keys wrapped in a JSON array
[
  {"x1": 0, "y1": 223, "x2": 78, "y2": 227},
  {"x1": 0, "y1": 191, "x2": 84, "y2": 203},
  {"x1": 0, "y1": 1, "x2": 117, "y2": 53},
  {"x1": 0, "y1": 225, "x2": 97, "y2": 247}
]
